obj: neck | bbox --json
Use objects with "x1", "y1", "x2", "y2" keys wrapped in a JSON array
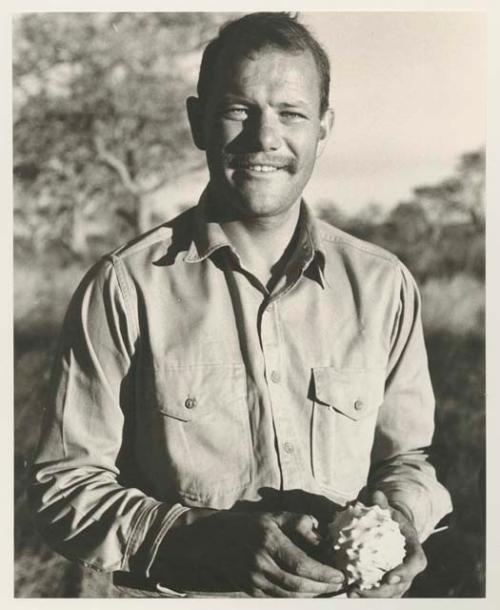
[{"x1": 206, "y1": 195, "x2": 302, "y2": 288}]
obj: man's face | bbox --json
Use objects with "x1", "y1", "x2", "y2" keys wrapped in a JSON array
[{"x1": 188, "y1": 46, "x2": 333, "y2": 220}]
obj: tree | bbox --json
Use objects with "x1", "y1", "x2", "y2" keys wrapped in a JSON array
[
  {"x1": 383, "y1": 149, "x2": 485, "y2": 279},
  {"x1": 410, "y1": 149, "x2": 485, "y2": 242},
  {"x1": 13, "y1": 12, "x2": 228, "y2": 259}
]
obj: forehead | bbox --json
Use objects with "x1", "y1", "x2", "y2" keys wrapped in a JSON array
[{"x1": 209, "y1": 45, "x2": 321, "y2": 109}]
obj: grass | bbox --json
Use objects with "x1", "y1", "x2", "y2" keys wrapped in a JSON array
[{"x1": 14, "y1": 261, "x2": 485, "y2": 597}]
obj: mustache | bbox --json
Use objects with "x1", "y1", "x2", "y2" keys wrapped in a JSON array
[{"x1": 224, "y1": 154, "x2": 296, "y2": 170}]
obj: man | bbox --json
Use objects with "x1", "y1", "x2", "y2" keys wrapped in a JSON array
[{"x1": 30, "y1": 13, "x2": 452, "y2": 598}]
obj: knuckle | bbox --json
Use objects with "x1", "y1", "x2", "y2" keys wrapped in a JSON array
[
  {"x1": 252, "y1": 552, "x2": 268, "y2": 573},
  {"x1": 248, "y1": 570, "x2": 266, "y2": 589},
  {"x1": 260, "y1": 512, "x2": 277, "y2": 527},
  {"x1": 296, "y1": 514, "x2": 309, "y2": 527},
  {"x1": 294, "y1": 514, "x2": 311, "y2": 532},
  {"x1": 250, "y1": 586, "x2": 266, "y2": 598},
  {"x1": 292, "y1": 559, "x2": 307, "y2": 578},
  {"x1": 260, "y1": 527, "x2": 276, "y2": 548},
  {"x1": 283, "y1": 576, "x2": 302, "y2": 592},
  {"x1": 255, "y1": 518, "x2": 276, "y2": 547},
  {"x1": 258, "y1": 513, "x2": 271, "y2": 526}
]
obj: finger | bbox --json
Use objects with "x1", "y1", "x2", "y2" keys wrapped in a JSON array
[
  {"x1": 353, "y1": 577, "x2": 409, "y2": 598},
  {"x1": 275, "y1": 513, "x2": 321, "y2": 548},
  {"x1": 263, "y1": 554, "x2": 344, "y2": 596},
  {"x1": 271, "y1": 528, "x2": 345, "y2": 584},
  {"x1": 387, "y1": 544, "x2": 427, "y2": 582},
  {"x1": 370, "y1": 489, "x2": 390, "y2": 509},
  {"x1": 249, "y1": 568, "x2": 331, "y2": 598},
  {"x1": 355, "y1": 583, "x2": 406, "y2": 598},
  {"x1": 248, "y1": 571, "x2": 299, "y2": 598},
  {"x1": 380, "y1": 560, "x2": 414, "y2": 589}
]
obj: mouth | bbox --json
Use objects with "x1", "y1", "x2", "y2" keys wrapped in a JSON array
[
  {"x1": 230, "y1": 162, "x2": 290, "y2": 176},
  {"x1": 238, "y1": 164, "x2": 283, "y2": 173}
]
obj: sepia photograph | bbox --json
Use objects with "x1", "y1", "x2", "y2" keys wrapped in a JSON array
[{"x1": 12, "y1": 7, "x2": 486, "y2": 599}]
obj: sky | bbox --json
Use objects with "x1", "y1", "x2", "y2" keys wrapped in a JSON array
[{"x1": 301, "y1": 11, "x2": 486, "y2": 215}]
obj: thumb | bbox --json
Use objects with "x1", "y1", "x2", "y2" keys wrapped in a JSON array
[
  {"x1": 274, "y1": 512, "x2": 321, "y2": 546},
  {"x1": 370, "y1": 489, "x2": 390, "y2": 510}
]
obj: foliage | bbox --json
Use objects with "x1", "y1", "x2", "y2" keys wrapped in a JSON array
[
  {"x1": 315, "y1": 149, "x2": 485, "y2": 282},
  {"x1": 420, "y1": 273, "x2": 484, "y2": 335},
  {"x1": 13, "y1": 13, "x2": 226, "y2": 258},
  {"x1": 411, "y1": 331, "x2": 485, "y2": 597}
]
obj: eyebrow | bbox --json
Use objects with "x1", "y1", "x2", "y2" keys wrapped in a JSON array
[
  {"x1": 216, "y1": 96, "x2": 312, "y2": 109},
  {"x1": 278, "y1": 101, "x2": 311, "y2": 109}
]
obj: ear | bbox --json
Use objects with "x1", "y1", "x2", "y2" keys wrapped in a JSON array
[
  {"x1": 186, "y1": 96, "x2": 206, "y2": 151},
  {"x1": 316, "y1": 108, "x2": 334, "y2": 158}
]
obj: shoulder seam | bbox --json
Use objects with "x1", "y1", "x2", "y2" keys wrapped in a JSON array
[
  {"x1": 318, "y1": 230, "x2": 399, "y2": 266},
  {"x1": 109, "y1": 256, "x2": 140, "y2": 344},
  {"x1": 109, "y1": 226, "x2": 173, "y2": 262}
]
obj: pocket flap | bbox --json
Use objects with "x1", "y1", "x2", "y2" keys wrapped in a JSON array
[
  {"x1": 312, "y1": 367, "x2": 385, "y2": 421},
  {"x1": 156, "y1": 364, "x2": 246, "y2": 422}
]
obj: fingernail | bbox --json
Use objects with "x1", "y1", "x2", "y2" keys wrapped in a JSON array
[{"x1": 388, "y1": 575, "x2": 401, "y2": 584}]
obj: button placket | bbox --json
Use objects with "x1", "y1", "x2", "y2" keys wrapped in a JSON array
[{"x1": 259, "y1": 302, "x2": 302, "y2": 488}]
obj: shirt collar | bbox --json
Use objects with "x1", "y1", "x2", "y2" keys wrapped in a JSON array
[
  {"x1": 183, "y1": 188, "x2": 234, "y2": 263},
  {"x1": 184, "y1": 187, "x2": 328, "y2": 289},
  {"x1": 296, "y1": 201, "x2": 328, "y2": 289}
]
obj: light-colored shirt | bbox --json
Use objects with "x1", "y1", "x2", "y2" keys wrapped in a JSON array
[{"x1": 30, "y1": 189, "x2": 452, "y2": 585}]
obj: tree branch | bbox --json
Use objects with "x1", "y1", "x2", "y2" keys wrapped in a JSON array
[
  {"x1": 142, "y1": 158, "x2": 206, "y2": 195},
  {"x1": 94, "y1": 135, "x2": 140, "y2": 195}
]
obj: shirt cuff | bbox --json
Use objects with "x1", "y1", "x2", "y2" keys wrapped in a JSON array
[
  {"x1": 123, "y1": 501, "x2": 192, "y2": 578},
  {"x1": 383, "y1": 483, "x2": 453, "y2": 542},
  {"x1": 144, "y1": 503, "x2": 192, "y2": 578}
]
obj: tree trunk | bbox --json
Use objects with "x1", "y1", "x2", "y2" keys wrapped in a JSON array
[
  {"x1": 133, "y1": 193, "x2": 152, "y2": 235},
  {"x1": 70, "y1": 199, "x2": 88, "y2": 257}
]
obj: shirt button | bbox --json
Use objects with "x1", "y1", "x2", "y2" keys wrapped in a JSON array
[
  {"x1": 283, "y1": 442, "x2": 294, "y2": 454},
  {"x1": 354, "y1": 400, "x2": 364, "y2": 411},
  {"x1": 184, "y1": 397, "x2": 197, "y2": 409},
  {"x1": 270, "y1": 370, "x2": 281, "y2": 384}
]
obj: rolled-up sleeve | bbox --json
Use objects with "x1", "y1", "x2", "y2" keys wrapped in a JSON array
[
  {"x1": 28, "y1": 257, "x2": 189, "y2": 576},
  {"x1": 368, "y1": 262, "x2": 452, "y2": 541}
]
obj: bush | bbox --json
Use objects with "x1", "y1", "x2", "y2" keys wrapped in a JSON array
[{"x1": 420, "y1": 274, "x2": 484, "y2": 336}]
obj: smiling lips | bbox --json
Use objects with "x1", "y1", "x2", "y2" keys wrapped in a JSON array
[
  {"x1": 241, "y1": 164, "x2": 282, "y2": 173},
  {"x1": 231, "y1": 160, "x2": 290, "y2": 174}
]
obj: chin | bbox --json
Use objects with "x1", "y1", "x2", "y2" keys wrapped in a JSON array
[
  {"x1": 234, "y1": 195, "x2": 298, "y2": 219},
  {"x1": 228, "y1": 183, "x2": 301, "y2": 218}
]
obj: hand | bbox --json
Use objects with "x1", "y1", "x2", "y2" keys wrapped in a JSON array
[
  {"x1": 153, "y1": 509, "x2": 346, "y2": 597},
  {"x1": 347, "y1": 490, "x2": 427, "y2": 598}
]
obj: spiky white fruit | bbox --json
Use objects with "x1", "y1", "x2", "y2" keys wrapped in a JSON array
[{"x1": 327, "y1": 501, "x2": 406, "y2": 590}]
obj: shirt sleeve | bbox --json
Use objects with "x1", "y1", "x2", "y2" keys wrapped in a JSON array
[
  {"x1": 368, "y1": 261, "x2": 453, "y2": 542},
  {"x1": 28, "y1": 257, "x2": 190, "y2": 577}
]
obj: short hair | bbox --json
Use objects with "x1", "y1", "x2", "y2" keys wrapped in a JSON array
[{"x1": 197, "y1": 12, "x2": 331, "y2": 116}]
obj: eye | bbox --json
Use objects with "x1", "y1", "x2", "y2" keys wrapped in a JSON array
[
  {"x1": 280, "y1": 111, "x2": 307, "y2": 122},
  {"x1": 222, "y1": 107, "x2": 249, "y2": 120}
]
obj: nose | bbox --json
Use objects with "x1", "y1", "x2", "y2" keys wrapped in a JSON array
[{"x1": 253, "y1": 111, "x2": 281, "y2": 151}]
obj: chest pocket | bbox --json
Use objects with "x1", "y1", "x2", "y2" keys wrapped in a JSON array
[
  {"x1": 153, "y1": 363, "x2": 252, "y2": 504},
  {"x1": 310, "y1": 367, "x2": 385, "y2": 499}
]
